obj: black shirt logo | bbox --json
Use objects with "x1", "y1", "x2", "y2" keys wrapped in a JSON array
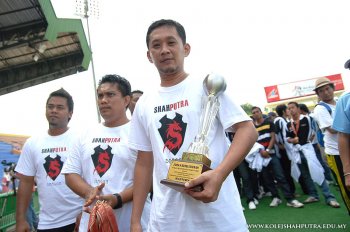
[
  {"x1": 43, "y1": 155, "x2": 63, "y2": 181},
  {"x1": 91, "y1": 145, "x2": 113, "y2": 177},
  {"x1": 158, "y1": 113, "x2": 187, "y2": 156}
]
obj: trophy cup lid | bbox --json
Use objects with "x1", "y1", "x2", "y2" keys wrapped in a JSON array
[{"x1": 203, "y1": 73, "x2": 227, "y2": 96}]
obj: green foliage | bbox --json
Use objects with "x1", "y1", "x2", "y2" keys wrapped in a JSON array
[{"x1": 241, "y1": 103, "x2": 253, "y2": 115}]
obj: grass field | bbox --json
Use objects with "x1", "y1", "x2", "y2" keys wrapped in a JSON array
[{"x1": 243, "y1": 184, "x2": 349, "y2": 231}]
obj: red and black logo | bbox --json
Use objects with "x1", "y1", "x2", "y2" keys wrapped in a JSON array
[
  {"x1": 158, "y1": 113, "x2": 187, "y2": 156},
  {"x1": 91, "y1": 145, "x2": 113, "y2": 177},
  {"x1": 43, "y1": 155, "x2": 63, "y2": 181}
]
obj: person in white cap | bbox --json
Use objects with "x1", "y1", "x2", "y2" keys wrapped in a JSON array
[{"x1": 313, "y1": 77, "x2": 347, "y2": 210}]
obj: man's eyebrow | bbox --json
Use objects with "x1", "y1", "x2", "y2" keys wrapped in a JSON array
[{"x1": 151, "y1": 36, "x2": 177, "y2": 43}]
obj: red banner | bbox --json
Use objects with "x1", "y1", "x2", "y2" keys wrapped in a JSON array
[{"x1": 264, "y1": 74, "x2": 344, "y2": 103}]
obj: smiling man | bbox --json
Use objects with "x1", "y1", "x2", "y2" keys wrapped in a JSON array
[{"x1": 129, "y1": 19, "x2": 258, "y2": 232}]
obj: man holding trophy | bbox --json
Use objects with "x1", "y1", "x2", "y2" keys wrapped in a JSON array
[{"x1": 129, "y1": 19, "x2": 258, "y2": 232}]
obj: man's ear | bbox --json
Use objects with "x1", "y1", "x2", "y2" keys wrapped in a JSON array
[
  {"x1": 184, "y1": 43, "x2": 191, "y2": 57},
  {"x1": 68, "y1": 111, "x2": 73, "y2": 121},
  {"x1": 147, "y1": 51, "x2": 153, "y2": 63},
  {"x1": 124, "y1": 95, "x2": 131, "y2": 108}
]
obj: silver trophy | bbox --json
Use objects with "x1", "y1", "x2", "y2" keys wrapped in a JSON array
[
  {"x1": 187, "y1": 73, "x2": 227, "y2": 156},
  {"x1": 161, "y1": 73, "x2": 227, "y2": 192}
]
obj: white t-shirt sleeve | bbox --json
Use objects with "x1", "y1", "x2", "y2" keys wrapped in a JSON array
[
  {"x1": 128, "y1": 97, "x2": 152, "y2": 152},
  {"x1": 15, "y1": 138, "x2": 36, "y2": 176},
  {"x1": 218, "y1": 92, "x2": 251, "y2": 131},
  {"x1": 61, "y1": 137, "x2": 82, "y2": 175},
  {"x1": 314, "y1": 105, "x2": 333, "y2": 130}
]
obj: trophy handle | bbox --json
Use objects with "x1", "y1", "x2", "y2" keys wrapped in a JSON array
[
  {"x1": 187, "y1": 94, "x2": 220, "y2": 155},
  {"x1": 198, "y1": 94, "x2": 220, "y2": 141},
  {"x1": 187, "y1": 73, "x2": 226, "y2": 156}
]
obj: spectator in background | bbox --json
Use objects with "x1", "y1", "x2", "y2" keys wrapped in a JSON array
[
  {"x1": 128, "y1": 90, "x2": 153, "y2": 201},
  {"x1": 333, "y1": 92, "x2": 350, "y2": 215},
  {"x1": 268, "y1": 111, "x2": 277, "y2": 122},
  {"x1": 251, "y1": 106, "x2": 279, "y2": 206},
  {"x1": 274, "y1": 104, "x2": 297, "y2": 197},
  {"x1": 331, "y1": 59, "x2": 350, "y2": 215},
  {"x1": 227, "y1": 132, "x2": 259, "y2": 210},
  {"x1": 286, "y1": 102, "x2": 340, "y2": 208},
  {"x1": 299, "y1": 103, "x2": 333, "y2": 183},
  {"x1": 1, "y1": 171, "x2": 10, "y2": 193},
  {"x1": 312, "y1": 76, "x2": 349, "y2": 213},
  {"x1": 26, "y1": 184, "x2": 38, "y2": 231},
  {"x1": 128, "y1": 90, "x2": 143, "y2": 115},
  {"x1": 251, "y1": 106, "x2": 303, "y2": 208}
]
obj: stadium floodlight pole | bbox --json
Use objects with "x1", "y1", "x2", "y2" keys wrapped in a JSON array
[{"x1": 75, "y1": 0, "x2": 101, "y2": 123}]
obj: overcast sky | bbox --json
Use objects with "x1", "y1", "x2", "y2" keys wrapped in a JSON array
[{"x1": 1, "y1": 0, "x2": 350, "y2": 135}]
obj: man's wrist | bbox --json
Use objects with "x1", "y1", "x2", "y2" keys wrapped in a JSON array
[
  {"x1": 83, "y1": 186, "x2": 94, "y2": 199},
  {"x1": 16, "y1": 215, "x2": 28, "y2": 225},
  {"x1": 113, "y1": 193, "x2": 123, "y2": 209}
]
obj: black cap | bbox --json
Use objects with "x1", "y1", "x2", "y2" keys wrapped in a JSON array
[
  {"x1": 268, "y1": 112, "x2": 277, "y2": 117},
  {"x1": 345, "y1": 59, "x2": 350, "y2": 69}
]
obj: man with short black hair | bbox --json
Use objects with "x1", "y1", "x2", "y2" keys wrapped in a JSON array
[
  {"x1": 287, "y1": 101, "x2": 340, "y2": 208},
  {"x1": 251, "y1": 106, "x2": 303, "y2": 208},
  {"x1": 63, "y1": 75, "x2": 150, "y2": 231},
  {"x1": 129, "y1": 90, "x2": 143, "y2": 115},
  {"x1": 299, "y1": 103, "x2": 333, "y2": 183},
  {"x1": 274, "y1": 104, "x2": 296, "y2": 196},
  {"x1": 16, "y1": 88, "x2": 82, "y2": 232},
  {"x1": 130, "y1": 19, "x2": 258, "y2": 232}
]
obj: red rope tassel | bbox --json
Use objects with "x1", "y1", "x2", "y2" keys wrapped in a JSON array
[{"x1": 88, "y1": 201, "x2": 119, "y2": 232}]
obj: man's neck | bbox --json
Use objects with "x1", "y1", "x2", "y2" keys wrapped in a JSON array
[
  {"x1": 292, "y1": 114, "x2": 300, "y2": 121},
  {"x1": 256, "y1": 117, "x2": 264, "y2": 125},
  {"x1": 104, "y1": 116, "x2": 129, "y2": 128},
  {"x1": 160, "y1": 72, "x2": 188, "y2": 87},
  {"x1": 322, "y1": 99, "x2": 336, "y2": 105},
  {"x1": 48, "y1": 127, "x2": 68, "y2": 136}
]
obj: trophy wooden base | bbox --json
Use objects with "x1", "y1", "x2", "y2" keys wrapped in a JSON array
[
  {"x1": 160, "y1": 152, "x2": 211, "y2": 192},
  {"x1": 160, "y1": 179, "x2": 203, "y2": 192}
]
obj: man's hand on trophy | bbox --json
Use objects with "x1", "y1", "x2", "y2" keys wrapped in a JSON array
[{"x1": 184, "y1": 170, "x2": 224, "y2": 203}]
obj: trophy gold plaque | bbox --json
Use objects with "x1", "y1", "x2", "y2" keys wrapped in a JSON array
[{"x1": 160, "y1": 73, "x2": 227, "y2": 192}]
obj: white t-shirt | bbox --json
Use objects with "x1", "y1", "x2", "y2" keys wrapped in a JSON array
[
  {"x1": 313, "y1": 103, "x2": 338, "y2": 155},
  {"x1": 62, "y1": 122, "x2": 150, "y2": 232},
  {"x1": 129, "y1": 76, "x2": 250, "y2": 232},
  {"x1": 15, "y1": 129, "x2": 83, "y2": 230}
]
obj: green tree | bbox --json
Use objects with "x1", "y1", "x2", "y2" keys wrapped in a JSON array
[{"x1": 241, "y1": 103, "x2": 253, "y2": 115}]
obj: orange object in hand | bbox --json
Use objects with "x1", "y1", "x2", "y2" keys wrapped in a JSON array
[{"x1": 88, "y1": 201, "x2": 119, "y2": 232}]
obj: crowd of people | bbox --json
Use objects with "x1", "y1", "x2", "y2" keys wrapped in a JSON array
[
  {"x1": 11, "y1": 18, "x2": 350, "y2": 232},
  {"x1": 1, "y1": 166, "x2": 18, "y2": 193},
  {"x1": 233, "y1": 76, "x2": 350, "y2": 215}
]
